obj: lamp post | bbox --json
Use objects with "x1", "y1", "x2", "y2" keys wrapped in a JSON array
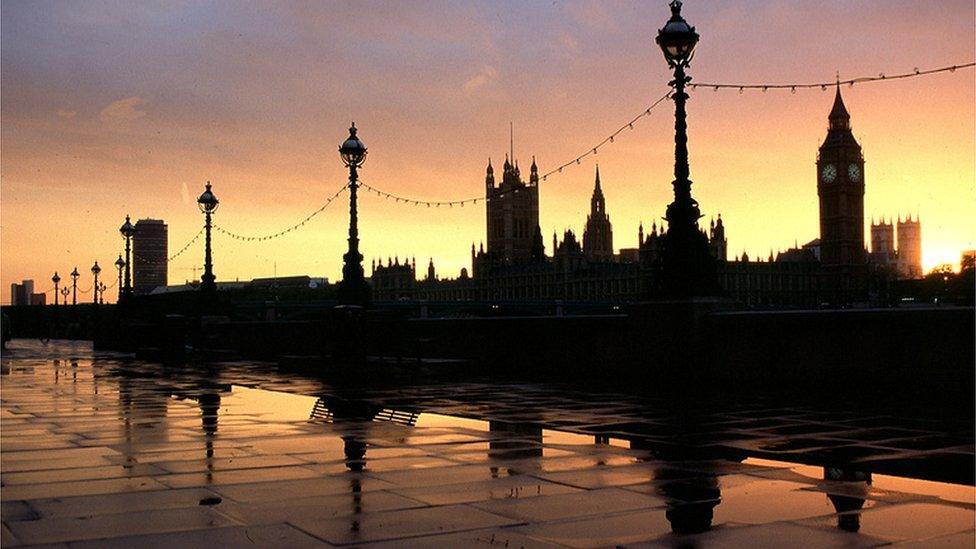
[
  {"x1": 52, "y1": 272, "x2": 61, "y2": 306},
  {"x1": 70, "y1": 267, "x2": 80, "y2": 305},
  {"x1": 654, "y1": 0, "x2": 716, "y2": 297},
  {"x1": 119, "y1": 216, "x2": 136, "y2": 300},
  {"x1": 61, "y1": 287, "x2": 70, "y2": 306},
  {"x1": 91, "y1": 261, "x2": 101, "y2": 304},
  {"x1": 115, "y1": 255, "x2": 125, "y2": 302},
  {"x1": 98, "y1": 282, "x2": 107, "y2": 305},
  {"x1": 336, "y1": 123, "x2": 371, "y2": 306},
  {"x1": 197, "y1": 182, "x2": 219, "y2": 298}
]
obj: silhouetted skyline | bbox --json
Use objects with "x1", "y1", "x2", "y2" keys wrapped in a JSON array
[{"x1": 2, "y1": 1, "x2": 973, "y2": 303}]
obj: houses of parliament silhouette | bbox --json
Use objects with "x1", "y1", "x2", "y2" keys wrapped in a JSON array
[{"x1": 371, "y1": 87, "x2": 921, "y2": 306}]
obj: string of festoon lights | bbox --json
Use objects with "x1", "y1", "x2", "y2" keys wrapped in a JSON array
[
  {"x1": 357, "y1": 91, "x2": 674, "y2": 207},
  {"x1": 133, "y1": 227, "x2": 205, "y2": 265},
  {"x1": 356, "y1": 61, "x2": 973, "y2": 207},
  {"x1": 690, "y1": 62, "x2": 974, "y2": 93},
  {"x1": 214, "y1": 183, "x2": 348, "y2": 242}
]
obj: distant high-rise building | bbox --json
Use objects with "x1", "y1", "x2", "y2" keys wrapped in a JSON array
[
  {"x1": 582, "y1": 167, "x2": 613, "y2": 262},
  {"x1": 896, "y1": 215, "x2": 922, "y2": 279},
  {"x1": 133, "y1": 219, "x2": 168, "y2": 295},
  {"x1": 9, "y1": 279, "x2": 34, "y2": 305}
]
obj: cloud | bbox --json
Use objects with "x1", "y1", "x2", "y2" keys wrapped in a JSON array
[
  {"x1": 463, "y1": 65, "x2": 498, "y2": 94},
  {"x1": 99, "y1": 97, "x2": 147, "y2": 127},
  {"x1": 56, "y1": 109, "x2": 77, "y2": 119},
  {"x1": 559, "y1": 32, "x2": 579, "y2": 52}
]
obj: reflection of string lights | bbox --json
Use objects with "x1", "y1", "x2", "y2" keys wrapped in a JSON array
[
  {"x1": 214, "y1": 184, "x2": 347, "y2": 242},
  {"x1": 691, "y1": 63, "x2": 974, "y2": 92}
]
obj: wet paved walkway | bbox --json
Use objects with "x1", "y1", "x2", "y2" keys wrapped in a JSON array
[{"x1": 2, "y1": 340, "x2": 974, "y2": 547}]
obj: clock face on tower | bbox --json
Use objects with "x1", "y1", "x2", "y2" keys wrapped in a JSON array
[
  {"x1": 848, "y1": 163, "x2": 862, "y2": 182},
  {"x1": 821, "y1": 163, "x2": 837, "y2": 183}
]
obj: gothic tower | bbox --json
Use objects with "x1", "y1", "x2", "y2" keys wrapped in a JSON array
[
  {"x1": 896, "y1": 214, "x2": 922, "y2": 279},
  {"x1": 485, "y1": 155, "x2": 541, "y2": 265},
  {"x1": 817, "y1": 85, "x2": 866, "y2": 300},
  {"x1": 582, "y1": 166, "x2": 614, "y2": 262}
]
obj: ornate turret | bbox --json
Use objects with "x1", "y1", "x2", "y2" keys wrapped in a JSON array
[
  {"x1": 486, "y1": 158, "x2": 495, "y2": 189},
  {"x1": 583, "y1": 165, "x2": 613, "y2": 262}
]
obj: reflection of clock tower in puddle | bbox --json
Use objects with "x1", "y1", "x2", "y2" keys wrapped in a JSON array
[{"x1": 817, "y1": 84, "x2": 866, "y2": 301}]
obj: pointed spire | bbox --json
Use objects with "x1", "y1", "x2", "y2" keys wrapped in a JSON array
[
  {"x1": 829, "y1": 83, "x2": 850, "y2": 129},
  {"x1": 486, "y1": 157, "x2": 493, "y2": 173},
  {"x1": 531, "y1": 155, "x2": 537, "y2": 171},
  {"x1": 594, "y1": 164, "x2": 601, "y2": 190}
]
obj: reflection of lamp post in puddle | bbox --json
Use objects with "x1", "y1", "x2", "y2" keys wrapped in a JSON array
[{"x1": 824, "y1": 467, "x2": 871, "y2": 532}]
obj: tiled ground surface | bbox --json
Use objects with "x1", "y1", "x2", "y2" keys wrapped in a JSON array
[{"x1": 1, "y1": 339, "x2": 974, "y2": 547}]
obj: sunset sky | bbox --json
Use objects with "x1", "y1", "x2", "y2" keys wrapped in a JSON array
[{"x1": 2, "y1": 0, "x2": 974, "y2": 303}]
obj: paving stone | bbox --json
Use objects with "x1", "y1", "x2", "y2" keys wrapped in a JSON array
[
  {"x1": 1, "y1": 463, "x2": 165, "y2": 485},
  {"x1": 800, "y1": 503, "x2": 976, "y2": 543},
  {"x1": 5, "y1": 506, "x2": 238, "y2": 544},
  {"x1": 156, "y1": 464, "x2": 322, "y2": 488},
  {"x1": 216, "y1": 490, "x2": 424, "y2": 524},
  {"x1": 390, "y1": 474, "x2": 581, "y2": 505},
  {"x1": 471, "y1": 487, "x2": 665, "y2": 522},
  {"x1": 0, "y1": 476, "x2": 169, "y2": 502},
  {"x1": 289, "y1": 503, "x2": 519, "y2": 545},
  {"x1": 359, "y1": 527, "x2": 564, "y2": 548},
  {"x1": 212, "y1": 475, "x2": 397, "y2": 503},
  {"x1": 28, "y1": 487, "x2": 223, "y2": 519},
  {"x1": 66, "y1": 523, "x2": 329, "y2": 548},
  {"x1": 513, "y1": 508, "x2": 674, "y2": 548}
]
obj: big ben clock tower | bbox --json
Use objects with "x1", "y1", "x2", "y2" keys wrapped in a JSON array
[{"x1": 817, "y1": 85, "x2": 866, "y2": 301}]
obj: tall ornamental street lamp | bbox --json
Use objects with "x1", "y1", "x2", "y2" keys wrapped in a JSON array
[
  {"x1": 91, "y1": 261, "x2": 102, "y2": 304},
  {"x1": 70, "y1": 267, "x2": 80, "y2": 305},
  {"x1": 115, "y1": 255, "x2": 126, "y2": 302},
  {"x1": 61, "y1": 287, "x2": 70, "y2": 305},
  {"x1": 98, "y1": 282, "x2": 107, "y2": 305},
  {"x1": 197, "y1": 182, "x2": 219, "y2": 297},
  {"x1": 336, "y1": 123, "x2": 371, "y2": 306},
  {"x1": 119, "y1": 215, "x2": 136, "y2": 300},
  {"x1": 52, "y1": 272, "x2": 61, "y2": 306},
  {"x1": 654, "y1": 0, "x2": 717, "y2": 297}
]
